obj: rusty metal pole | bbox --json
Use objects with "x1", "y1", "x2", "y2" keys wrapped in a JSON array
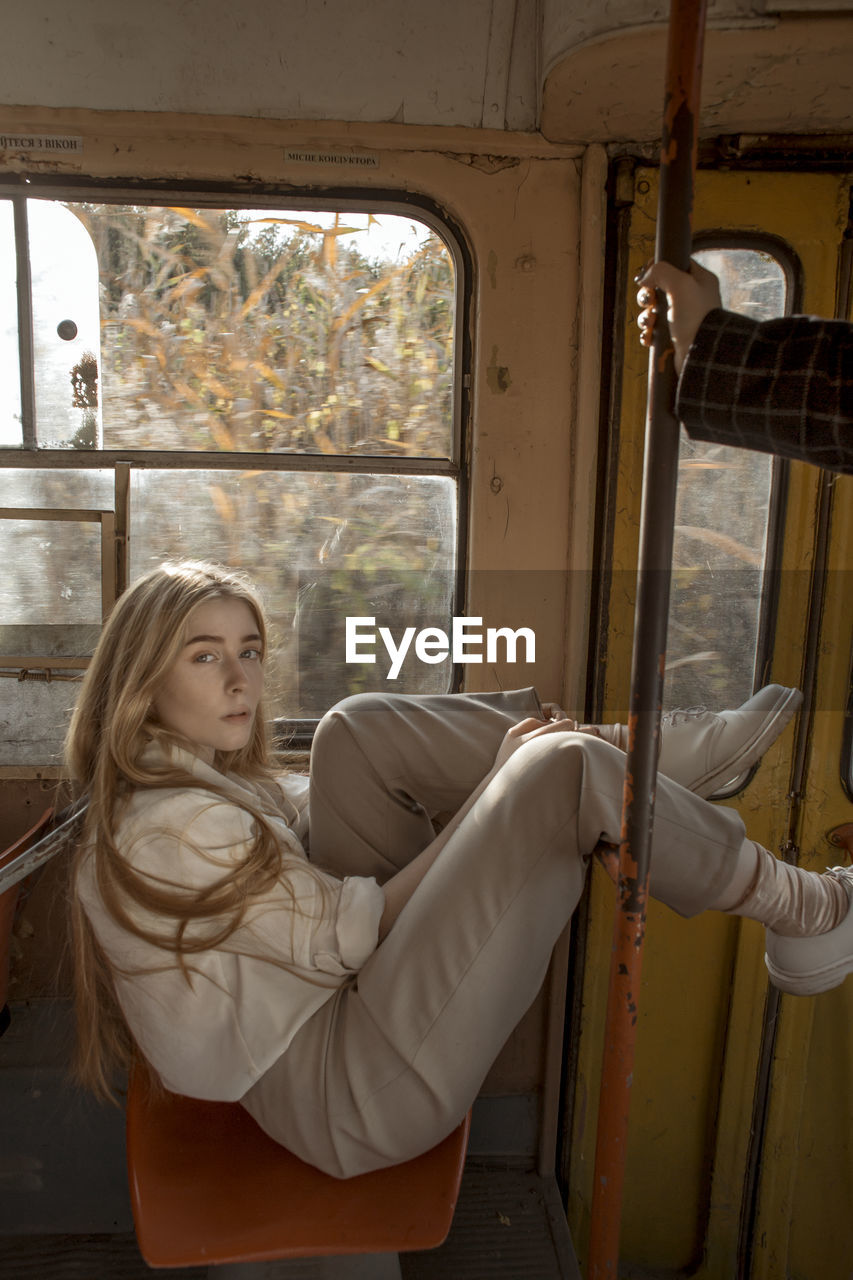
[{"x1": 586, "y1": 2, "x2": 707, "y2": 1276}]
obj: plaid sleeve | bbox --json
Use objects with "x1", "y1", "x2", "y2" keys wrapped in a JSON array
[{"x1": 677, "y1": 309, "x2": 853, "y2": 475}]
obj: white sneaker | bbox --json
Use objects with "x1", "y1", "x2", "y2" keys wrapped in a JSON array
[
  {"x1": 657, "y1": 684, "x2": 802, "y2": 797},
  {"x1": 765, "y1": 867, "x2": 853, "y2": 995}
]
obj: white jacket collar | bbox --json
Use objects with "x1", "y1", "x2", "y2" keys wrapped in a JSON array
[{"x1": 137, "y1": 739, "x2": 276, "y2": 814}]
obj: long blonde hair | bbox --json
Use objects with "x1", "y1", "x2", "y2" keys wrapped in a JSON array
[{"x1": 67, "y1": 561, "x2": 298, "y2": 1099}]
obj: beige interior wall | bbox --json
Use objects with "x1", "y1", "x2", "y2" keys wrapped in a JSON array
[
  {"x1": 1, "y1": 106, "x2": 591, "y2": 703},
  {"x1": 1, "y1": 0, "x2": 540, "y2": 131}
]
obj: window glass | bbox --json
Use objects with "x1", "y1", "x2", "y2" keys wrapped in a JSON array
[
  {"x1": 1, "y1": 193, "x2": 463, "y2": 751},
  {"x1": 0, "y1": 201, "x2": 20, "y2": 446},
  {"x1": 26, "y1": 201, "x2": 455, "y2": 457},
  {"x1": 0, "y1": 467, "x2": 113, "y2": 508},
  {"x1": 0, "y1": 476, "x2": 106, "y2": 765},
  {"x1": 0, "y1": 519, "x2": 104, "y2": 627},
  {"x1": 664, "y1": 247, "x2": 786, "y2": 713},
  {"x1": 129, "y1": 469, "x2": 457, "y2": 717},
  {"x1": 29, "y1": 201, "x2": 102, "y2": 448},
  {"x1": 0, "y1": 680, "x2": 80, "y2": 768},
  {"x1": 0, "y1": 470, "x2": 113, "y2": 653}
]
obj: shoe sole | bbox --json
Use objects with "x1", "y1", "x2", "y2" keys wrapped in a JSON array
[
  {"x1": 691, "y1": 685, "x2": 803, "y2": 798},
  {"x1": 765, "y1": 951, "x2": 853, "y2": 997}
]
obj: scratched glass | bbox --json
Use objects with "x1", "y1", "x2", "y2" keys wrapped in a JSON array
[
  {"x1": 129, "y1": 468, "x2": 458, "y2": 718},
  {"x1": 664, "y1": 247, "x2": 787, "y2": 728},
  {"x1": 0, "y1": 201, "x2": 20, "y2": 447},
  {"x1": 24, "y1": 201, "x2": 455, "y2": 458}
]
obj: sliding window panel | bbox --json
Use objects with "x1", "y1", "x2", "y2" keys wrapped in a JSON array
[
  {"x1": 129, "y1": 467, "x2": 458, "y2": 716},
  {"x1": 0, "y1": 201, "x2": 20, "y2": 448}
]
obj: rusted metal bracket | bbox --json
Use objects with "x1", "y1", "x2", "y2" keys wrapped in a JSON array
[
  {"x1": 0, "y1": 806, "x2": 86, "y2": 896},
  {"x1": 0, "y1": 667, "x2": 84, "y2": 682}
]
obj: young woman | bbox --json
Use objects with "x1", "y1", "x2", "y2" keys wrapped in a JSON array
[{"x1": 69, "y1": 561, "x2": 852, "y2": 1178}]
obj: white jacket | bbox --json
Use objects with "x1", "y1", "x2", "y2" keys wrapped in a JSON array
[{"x1": 77, "y1": 744, "x2": 384, "y2": 1100}]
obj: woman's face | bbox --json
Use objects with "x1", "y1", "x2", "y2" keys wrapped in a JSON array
[{"x1": 151, "y1": 597, "x2": 264, "y2": 765}]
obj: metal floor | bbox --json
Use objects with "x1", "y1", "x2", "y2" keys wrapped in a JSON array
[
  {"x1": 0, "y1": 1167, "x2": 579, "y2": 1279},
  {"x1": 400, "y1": 1164, "x2": 581, "y2": 1279},
  {"x1": 0, "y1": 1001, "x2": 581, "y2": 1279}
]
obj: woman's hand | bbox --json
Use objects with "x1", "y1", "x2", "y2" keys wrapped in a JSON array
[
  {"x1": 539, "y1": 700, "x2": 569, "y2": 722},
  {"x1": 380, "y1": 711, "x2": 571, "y2": 939},
  {"x1": 380, "y1": 713, "x2": 570, "y2": 937},
  {"x1": 493, "y1": 716, "x2": 580, "y2": 771},
  {"x1": 636, "y1": 259, "x2": 722, "y2": 374}
]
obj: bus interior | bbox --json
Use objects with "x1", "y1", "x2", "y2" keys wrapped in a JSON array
[{"x1": 1, "y1": 2, "x2": 852, "y2": 1276}]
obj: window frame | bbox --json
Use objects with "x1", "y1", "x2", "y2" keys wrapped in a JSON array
[
  {"x1": 689, "y1": 229, "x2": 803, "y2": 703},
  {"x1": 592, "y1": 212, "x2": 805, "y2": 793},
  {"x1": 2, "y1": 177, "x2": 470, "y2": 471},
  {"x1": 0, "y1": 177, "x2": 473, "y2": 746}
]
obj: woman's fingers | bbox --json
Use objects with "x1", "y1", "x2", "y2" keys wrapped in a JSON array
[
  {"x1": 634, "y1": 259, "x2": 722, "y2": 373},
  {"x1": 539, "y1": 701, "x2": 570, "y2": 722},
  {"x1": 525, "y1": 718, "x2": 582, "y2": 739},
  {"x1": 506, "y1": 716, "x2": 548, "y2": 737},
  {"x1": 637, "y1": 304, "x2": 657, "y2": 346},
  {"x1": 495, "y1": 714, "x2": 582, "y2": 769}
]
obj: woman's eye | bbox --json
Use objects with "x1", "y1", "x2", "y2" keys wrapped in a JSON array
[
  {"x1": 242, "y1": 647, "x2": 263, "y2": 661},
  {"x1": 192, "y1": 652, "x2": 216, "y2": 663}
]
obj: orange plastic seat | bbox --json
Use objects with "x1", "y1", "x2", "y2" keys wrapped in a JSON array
[{"x1": 126, "y1": 1065, "x2": 470, "y2": 1271}]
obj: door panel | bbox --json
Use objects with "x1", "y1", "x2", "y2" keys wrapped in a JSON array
[
  {"x1": 566, "y1": 168, "x2": 853, "y2": 1277},
  {"x1": 753, "y1": 485, "x2": 853, "y2": 1280}
]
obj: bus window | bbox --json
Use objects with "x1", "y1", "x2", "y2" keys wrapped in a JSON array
[
  {"x1": 21, "y1": 203, "x2": 456, "y2": 460},
  {"x1": 29, "y1": 202, "x2": 103, "y2": 449},
  {"x1": 1, "y1": 196, "x2": 464, "y2": 738},
  {"x1": 0, "y1": 470, "x2": 114, "y2": 767},
  {"x1": 0, "y1": 201, "x2": 20, "y2": 446},
  {"x1": 128, "y1": 468, "x2": 456, "y2": 718},
  {"x1": 664, "y1": 245, "x2": 790, "y2": 718}
]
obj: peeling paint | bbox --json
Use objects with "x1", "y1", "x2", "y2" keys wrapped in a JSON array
[
  {"x1": 486, "y1": 346, "x2": 512, "y2": 393},
  {"x1": 487, "y1": 249, "x2": 498, "y2": 288},
  {"x1": 447, "y1": 152, "x2": 522, "y2": 174},
  {"x1": 1, "y1": 156, "x2": 80, "y2": 173}
]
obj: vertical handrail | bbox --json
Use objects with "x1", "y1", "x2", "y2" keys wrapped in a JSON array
[{"x1": 586, "y1": 2, "x2": 707, "y2": 1276}]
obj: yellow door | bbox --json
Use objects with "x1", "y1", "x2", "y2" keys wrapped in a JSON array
[{"x1": 566, "y1": 167, "x2": 853, "y2": 1279}]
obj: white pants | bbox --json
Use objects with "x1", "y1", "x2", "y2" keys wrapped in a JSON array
[{"x1": 241, "y1": 689, "x2": 748, "y2": 1177}]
